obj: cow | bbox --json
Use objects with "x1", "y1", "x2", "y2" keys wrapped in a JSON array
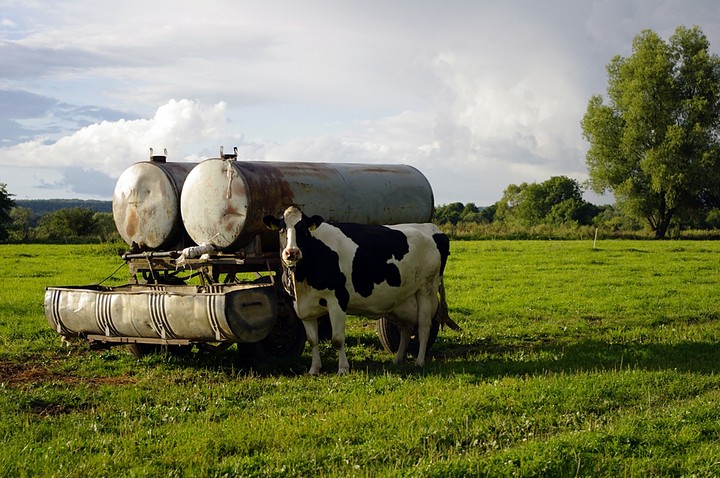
[{"x1": 263, "y1": 205, "x2": 454, "y2": 375}]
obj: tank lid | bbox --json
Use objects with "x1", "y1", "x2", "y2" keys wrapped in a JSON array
[
  {"x1": 149, "y1": 147, "x2": 167, "y2": 163},
  {"x1": 220, "y1": 145, "x2": 238, "y2": 160}
]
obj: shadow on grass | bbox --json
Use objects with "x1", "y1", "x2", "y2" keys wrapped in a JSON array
[
  {"x1": 136, "y1": 331, "x2": 720, "y2": 380},
  {"x1": 424, "y1": 336, "x2": 720, "y2": 378}
]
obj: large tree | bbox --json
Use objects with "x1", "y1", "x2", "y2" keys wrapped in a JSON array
[
  {"x1": 0, "y1": 183, "x2": 15, "y2": 241},
  {"x1": 582, "y1": 26, "x2": 720, "y2": 238}
]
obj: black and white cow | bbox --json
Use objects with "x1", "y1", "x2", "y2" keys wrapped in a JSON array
[{"x1": 263, "y1": 206, "x2": 452, "y2": 375}]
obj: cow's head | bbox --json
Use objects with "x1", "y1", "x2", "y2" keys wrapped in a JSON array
[{"x1": 263, "y1": 206, "x2": 324, "y2": 267}]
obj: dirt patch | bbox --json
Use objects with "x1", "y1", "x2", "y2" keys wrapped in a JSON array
[
  {"x1": 24, "y1": 398, "x2": 90, "y2": 417},
  {"x1": 0, "y1": 360, "x2": 136, "y2": 387}
]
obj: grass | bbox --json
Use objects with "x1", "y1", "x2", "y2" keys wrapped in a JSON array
[{"x1": 2, "y1": 241, "x2": 720, "y2": 476}]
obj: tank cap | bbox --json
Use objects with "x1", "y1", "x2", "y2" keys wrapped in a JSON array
[
  {"x1": 221, "y1": 146, "x2": 238, "y2": 160},
  {"x1": 149, "y1": 147, "x2": 167, "y2": 162}
]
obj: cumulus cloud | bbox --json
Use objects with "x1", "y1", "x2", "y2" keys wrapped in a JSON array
[
  {"x1": 2, "y1": 0, "x2": 719, "y2": 204},
  {"x1": 0, "y1": 99, "x2": 228, "y2": 178},
  {"x1": 429, "y1": 47, "x2": 587, "y2": 167}
]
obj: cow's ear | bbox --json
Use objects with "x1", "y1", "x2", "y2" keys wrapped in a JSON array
[
  {"x1": 308, "y1": 215, "x2": 324, "y2": 230},
  {"x1": 263, "y1": 215, "x2": 281, "y2": 231}
]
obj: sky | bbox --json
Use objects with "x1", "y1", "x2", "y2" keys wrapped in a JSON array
[{"x1": 2, "y1": 1, "x2": 720, "y2": 206}]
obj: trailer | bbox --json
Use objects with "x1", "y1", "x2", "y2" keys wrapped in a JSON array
[{"x1": 45, "y1": 148, "x2": 442, "y2": 362}]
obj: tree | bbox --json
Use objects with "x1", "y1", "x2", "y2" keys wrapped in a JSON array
[
  {"x1": 0, "y1": 183, "x2": 15, "y2": 241},
  {"x1": 8, "y1": 207, "x2": 34, "y2": 242},
  {"x1": 434, "y1": 202, "x2": 465, "y2": 226},
  {"x1": 459, "y1": 202, "x2": 488, "y2": 224},
  {"x1": 494, "y1": 176, "x2": 597, "y2": 226},
  {"x1": 582, "y1": 26, "x2": 720, "y2": 238},
  {"x1": 37, "y1": 207, "x2": 96, "y2": 240},
  {"x1": 592, "y1": 205, "x2": 643, "y2": 233},
  {"x1": 92, "y1": 212, "x2": 120, "y2": 242}
]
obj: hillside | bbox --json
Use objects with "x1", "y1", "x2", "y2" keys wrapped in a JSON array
[{"x1": 15, "y1": 199, "x2": 113, "y2": 216}]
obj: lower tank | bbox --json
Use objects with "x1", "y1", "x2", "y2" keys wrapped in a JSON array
[
  {"x1": 45, "y1": 283, "x2": 278, "y2": 343},
  {"x1": 180, "y1": 159, "x2": 435, "y2": 250},
  {"x1": 113, "y1": 159, "x2": 197, "y2": 250}
]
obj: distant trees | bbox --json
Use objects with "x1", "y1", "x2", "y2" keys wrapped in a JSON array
[
  {"x1": 93, "y1": 212, "x2": 119, "y2": 242},
  {"x1": 494, "y1": 176, "x2": 599, "y2": 227},
  {"x1": 434, "y1": 176, "x2": 604, "y2": 234},
  {"x1": 37, "y1": 207, "x2": 98, "y2": 240},
  {"x1": 0, "y1": 183, "x2": 16, "y2": 241},
  {"x1": 5, "y1": 206, "x2": 120, "y2": 243},
  {"x1": 434, "y1": 202, "x2": 495, "y2": 226},
  {"x1": 582, "y1": 26, "x2": 720, "y2": 238}
]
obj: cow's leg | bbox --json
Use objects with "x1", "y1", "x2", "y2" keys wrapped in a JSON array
[
  {"x1": 327, "y1": 306, "x2": 349, "y2": 374},
  {"x1": 394, "y1": 325, "x2": 412, "y2": 364},
  {"x1": 301, "y1": 318, "x2": 322, "y2": 375},
  {"x1": 414, "y1": 290, "x2": 435, "y2": 367}
]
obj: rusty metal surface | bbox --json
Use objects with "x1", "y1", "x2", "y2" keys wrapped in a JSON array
[
  {"x1": 112, "y1": 161, "x2": 197, "y2": 250},
  {"x1": 45, "y1": 283, "x2": 278, "y2": 343},
  {"x1": 180, "y1": 159, "x2": 435, "y2": 250}
]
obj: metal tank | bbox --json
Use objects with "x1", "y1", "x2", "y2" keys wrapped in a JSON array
[
  {"x1": 180, "y1": 159, "x2": 435, "y2": 250},
  {"x1": 113, "y1": 151, "x2": 197, "y2": 251},
  {"x1": 45, "y1": 283, "x2": 278, "y2": 344}
]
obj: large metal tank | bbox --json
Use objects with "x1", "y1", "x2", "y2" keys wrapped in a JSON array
[
  {"x1": 180, "y1": 159, "x2": 435, "y2": 250},
  {"x1": 113, "y1": 155, "x2": 197, "y2": 250},
  {"x1": 45, "y1": 283, "x2": 278, "y2": 343}
]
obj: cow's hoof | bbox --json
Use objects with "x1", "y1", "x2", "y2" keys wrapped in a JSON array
[
  {"x1": 338, "y1": 367, "x2": 349, "y2": 375},
  {"x1": 308, "y1": 367, "x2": 321, "y2": 376}
]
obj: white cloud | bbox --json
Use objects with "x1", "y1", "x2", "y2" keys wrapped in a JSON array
[
  {"x1": 2, "y1": 0, "x2": 720, "y2": 205},
  {"x1": 0, "y1": 99, "x2": 228, "y2": 177}
]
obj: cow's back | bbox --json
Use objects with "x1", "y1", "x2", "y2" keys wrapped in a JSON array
[{"x1": 311, "y1": 222, "x2": 445, "y2": 317}]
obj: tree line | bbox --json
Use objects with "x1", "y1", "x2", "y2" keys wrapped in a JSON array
[
  {"x1": 0, "y1": 175, "x2": 719, "y2": 244},
  {"x1": 435, "y1": 173, "x2": 720, "y2": 238},
  {"x1": 433, "y1": 175, "x2": 649, "y2": 238},
  {"x1": 0, "y1": 188, "x2": 119, "y2": 243}
]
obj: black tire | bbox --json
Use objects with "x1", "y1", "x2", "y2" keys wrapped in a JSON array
[
  {"x1": 254, "y1": 318, "x2": 307, "y2": 360},
  {"x1": 376, "y1": 317, "x2": 440, "y2": 357},
  {"x1": 252, "y1": 298, "x2": 307, "y2": 360}
]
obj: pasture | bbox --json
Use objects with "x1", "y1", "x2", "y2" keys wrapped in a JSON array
[{"x1": 1, "y1": 241, "x2": 720, "y2": 477}]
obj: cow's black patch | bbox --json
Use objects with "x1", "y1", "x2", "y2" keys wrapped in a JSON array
[
  {"x1": 336, "y1": 224, "x2": 410, "y2": 298},
  {"x1": 433, "y1": 232, "x2": 450, "y2": 275},
  {"x1": 292, "y1": 220, "x2": 350, "y2": 311}
]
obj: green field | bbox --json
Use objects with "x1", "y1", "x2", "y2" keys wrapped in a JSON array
[{"x1": 2, "y1": 241, "x2": 720, "y2": 477}]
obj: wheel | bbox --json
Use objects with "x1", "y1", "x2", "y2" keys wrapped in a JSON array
[
  {"x1": 252, "y1": 298, "x2": 307, "y2": 360},
  {"x1": 376, "y1": 317, "x2": 440, "y2": 357}
]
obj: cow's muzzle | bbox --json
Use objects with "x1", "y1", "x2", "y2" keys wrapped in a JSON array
[{"x1": 282, "y1": 247, "x2": 302, "y2": 266}]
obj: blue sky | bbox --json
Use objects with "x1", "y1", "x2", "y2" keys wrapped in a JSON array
[{"x1": 2, "y1": 0, "x2": 720, "y2": 204}]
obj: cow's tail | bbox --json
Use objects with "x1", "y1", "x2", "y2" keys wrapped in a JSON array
[{"x1": 435, "y1": 277, "x2": 460, "y2": 331}]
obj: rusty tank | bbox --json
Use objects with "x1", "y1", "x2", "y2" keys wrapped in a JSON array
[
  {"x1": 113, "y1": 149, "x2": 197, "y2": 251},
  {"x1": 180, "y1": 159, "x2": 435, "y2": 251},
  {"x1": 45, "y1": 148, "x2": 445, "y2": 363}
]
